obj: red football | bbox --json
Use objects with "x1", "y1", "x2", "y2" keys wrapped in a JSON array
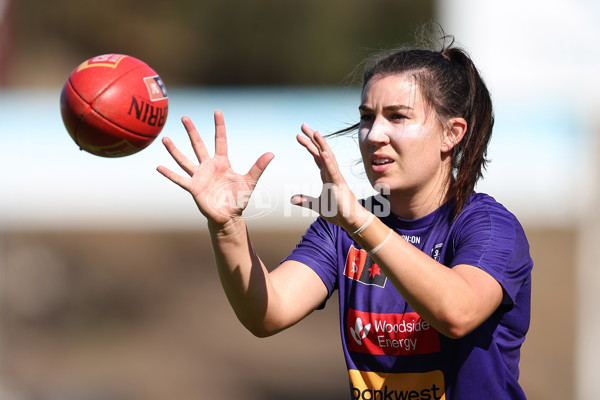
[{"x1": 60, "y1": 54, "x2": 169, "y2": 158}]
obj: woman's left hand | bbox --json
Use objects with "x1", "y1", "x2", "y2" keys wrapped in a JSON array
[{"x1": 290, "y1": 124, "x2": 368, "y2": 231}]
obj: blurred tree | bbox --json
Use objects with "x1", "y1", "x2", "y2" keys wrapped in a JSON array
[
  {"x1": 8, "y1": 0, "x2": 434, "y2": 87},
  {"x1": 0, "y1": 0, "x2": 15, "y2": 85}
]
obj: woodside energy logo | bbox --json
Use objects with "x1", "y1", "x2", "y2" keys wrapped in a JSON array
[{"x1": 347, "y1": 309, "x2": 440, "y2": 356}]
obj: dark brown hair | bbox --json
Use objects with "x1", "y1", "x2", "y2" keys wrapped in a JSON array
[{"x1": 336, "y1": 29, "x2": 494, "y2": 218}]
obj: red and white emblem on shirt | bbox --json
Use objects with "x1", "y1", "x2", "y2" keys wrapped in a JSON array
[{"x1": 344, "y1": 245, "x2": 387, "y2": 287}]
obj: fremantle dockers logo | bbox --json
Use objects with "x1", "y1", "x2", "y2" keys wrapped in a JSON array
[
  {"x1": 431, "y1": 243, "x2": 443, "y2": 262},
  {"x1": 344, "y1": 245, "x2": 387, "y2": 288}
]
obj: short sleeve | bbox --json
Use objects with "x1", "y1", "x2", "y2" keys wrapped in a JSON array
[
  {"x1": 282, "y1": 216, "x2": 340, "y2": 297},
  {"x1": 450, "y1": 203, "x2": 533, "y2": 305}
]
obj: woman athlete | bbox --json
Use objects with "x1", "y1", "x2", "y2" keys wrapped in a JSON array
[{"x1": 157, "y1": 32, "x2": 533, "y2": 399}]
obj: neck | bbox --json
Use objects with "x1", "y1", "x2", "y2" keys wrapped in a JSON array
[{"x1": 387, "y1": 176, "x2": 455, "y2": 221}]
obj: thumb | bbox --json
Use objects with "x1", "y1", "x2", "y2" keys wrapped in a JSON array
[
  {"x1": 247, "y1": 152, "x2": 275, "y2": 182},
  {"x1": 290, "y1": 194, "x2": 320, "y2": 214}
]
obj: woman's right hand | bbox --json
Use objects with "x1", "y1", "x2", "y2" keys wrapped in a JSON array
[{"x1": 157, "y1": 110, "x2": 274, "y2": 226}]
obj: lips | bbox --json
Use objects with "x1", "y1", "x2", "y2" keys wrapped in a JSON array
[
  {"x1": 370, "y1": 154, "x2": 394, "y2": 171},
  {"x1": 372, "y1": 158, "x2": 393, "y2": 165}
]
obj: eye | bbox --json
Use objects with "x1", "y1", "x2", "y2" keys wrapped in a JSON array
[
  {"x1": 359, "y1": 113, "x2": 374, "y2": 123},
  {"x1": 389, "y1": 113, "x2": 407, "y2": 121}
]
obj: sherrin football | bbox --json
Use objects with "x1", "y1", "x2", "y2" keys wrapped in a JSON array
[{"x1": 60, "y1": 54, "x2": 168, "y2": 158}]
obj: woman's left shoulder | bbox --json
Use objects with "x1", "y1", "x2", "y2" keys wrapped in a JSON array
[
  {"x1": 463, "y1": 193, "x2": 519, "y2": 220},
  {"x1": 455, "y1": 192, "x2": 527, "y2": 237}
]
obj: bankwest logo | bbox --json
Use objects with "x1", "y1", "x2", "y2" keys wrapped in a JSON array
[
  {"x1": 347, "y1": 309, "x2": 440, "y2": 356},
  {"x1": 344, "y1": 245, "x2": 387, "y2": 288},
  {"x1": 349, "y1": 370, "x2": 445, "y2": 400}
]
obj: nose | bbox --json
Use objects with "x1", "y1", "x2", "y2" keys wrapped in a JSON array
[{"x1": 366, "y1": 117, "x2": 390, "y2": 146}]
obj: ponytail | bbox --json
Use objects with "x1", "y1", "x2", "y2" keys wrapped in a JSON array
[{"x1": 441, "y1": 48, "x2": 494, "y2": 218}]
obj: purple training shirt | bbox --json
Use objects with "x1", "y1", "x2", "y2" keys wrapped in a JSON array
[{"x1": 284, "y1": 193, "x2": 533, "y2": 400}]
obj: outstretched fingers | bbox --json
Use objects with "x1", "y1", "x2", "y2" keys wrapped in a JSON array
[
  {"x1": 297, "y1": 124, "x2": 320, "y2": 155},
  {"x1": 300, "y1": 123, "x2": 343, "y2": 184},
  {"x1": 213, "y1": 110, "x2": 228, "y2": 157},
  {"x1": 297, "y1": 134, "x2": 324, "y2": 167},
  {"x1": 156, "y1": 164, "x2": 190, "y2": 192},
  {"x1": 163, "y1": 112, "x2": 230, "y2": 178},
  {"x1": 160, "y1": 135, "x2": 197, "y2": 177},
  {"x1": 181, "y1": 116, "x2": 210, "y2": 163}
]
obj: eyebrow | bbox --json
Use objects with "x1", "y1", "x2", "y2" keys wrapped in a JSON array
[{"x1": 358, "y1": 104, "x2": 414, "y2": 112}]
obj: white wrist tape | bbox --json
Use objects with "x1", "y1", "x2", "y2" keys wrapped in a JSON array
[
  {"x1": 352, "y1": 213, "x2": 375, "y2": 236},
  {"x1": 368, "y1": 229, "x2": 394, "y2": 256}
]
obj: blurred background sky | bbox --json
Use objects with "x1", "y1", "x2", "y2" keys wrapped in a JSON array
[
  {"x1": 0, "y1": 0, "x2": 596, "y2": 230},
  {"x1": 1, "y1": 1, "x2": 599, "y2": 399}
]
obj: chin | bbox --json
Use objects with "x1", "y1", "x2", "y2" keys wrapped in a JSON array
[{"x1": 370, "y1": 179, "x2": 394, "y2": 196}]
